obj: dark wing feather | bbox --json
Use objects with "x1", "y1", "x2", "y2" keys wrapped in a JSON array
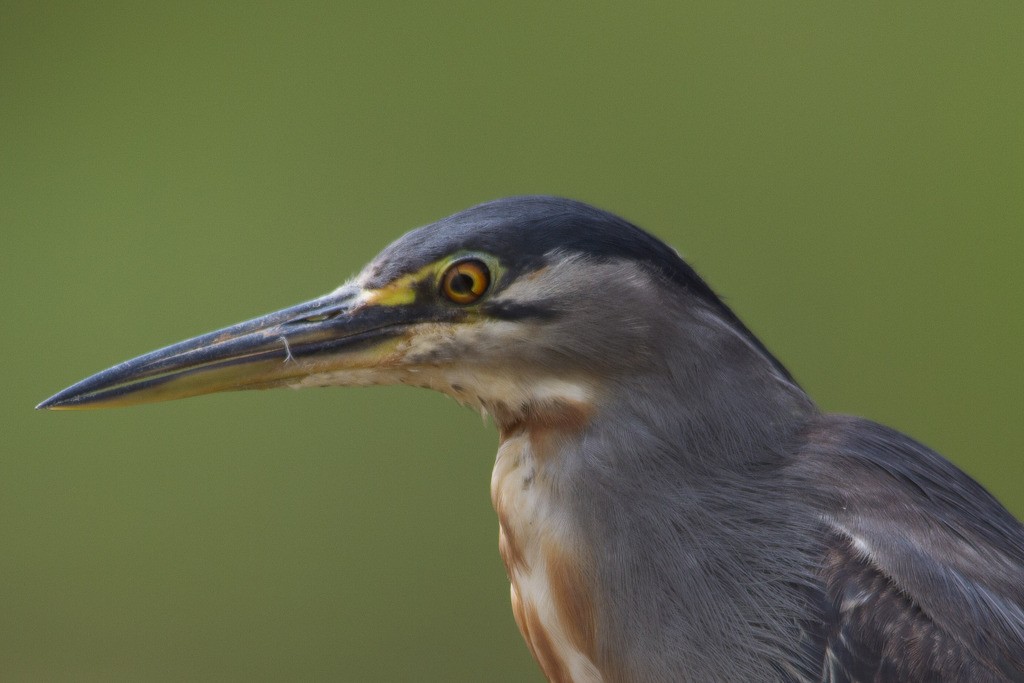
[
  {"x1": 819, "y1": 530, "x2": 1018, "y2": 682},
  {"x1": 793, "y1": 415, "x2": 1024, "y2": 682}
]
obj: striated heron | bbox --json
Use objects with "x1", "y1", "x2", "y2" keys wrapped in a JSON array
[{"x1": 40, "y1": 197, "x2": 1024, "y2": 681}]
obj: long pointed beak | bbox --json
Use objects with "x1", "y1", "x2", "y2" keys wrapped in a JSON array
[{"x1": 37, "y1": 284, "x2": 416, "y2": 410}]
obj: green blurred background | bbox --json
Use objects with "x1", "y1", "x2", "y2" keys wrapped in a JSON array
[{"x1": 2, "y1": 2, "x2": 1021, "y2": 680}]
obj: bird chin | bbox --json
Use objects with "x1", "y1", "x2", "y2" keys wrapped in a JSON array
[{"x1": 283, "y1": 367, "x2": 411, "y2": 390}]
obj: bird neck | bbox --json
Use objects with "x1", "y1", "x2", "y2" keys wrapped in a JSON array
[
  {"x1": 513, "y1": 308, "x2": 820, "y2": 681},
  {"x1": 629, "y1": 300, "x2": 817, "y2": 469}
]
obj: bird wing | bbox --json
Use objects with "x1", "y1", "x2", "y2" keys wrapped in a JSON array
[{"x1": 794, "y1": 415, "x2": 1024, "y2": 682}]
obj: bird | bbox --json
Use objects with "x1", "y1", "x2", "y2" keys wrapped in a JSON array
[{"x1": 39, "y1": 196, "x2": 1024, "y2": 682}]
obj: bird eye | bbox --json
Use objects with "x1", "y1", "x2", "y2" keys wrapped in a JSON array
[{"x1": 441, "y1": 259, "x2": 490, "y2": 304}]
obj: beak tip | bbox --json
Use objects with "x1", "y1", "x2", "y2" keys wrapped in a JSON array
[
  {"x1": 37, "y1": 386, "x2": 83, "y2": 410},
  {"x1": 36, "y1": 393, "x2": 64, "y2": 410}
]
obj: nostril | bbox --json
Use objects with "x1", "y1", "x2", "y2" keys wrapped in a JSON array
[{"x1": 287, "y1": 309, "x2": 343, "y2": 325}]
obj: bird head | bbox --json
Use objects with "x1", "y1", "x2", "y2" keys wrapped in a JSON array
[{"x1": 38, "y1": 197, "x2": 792, "y2": 429}]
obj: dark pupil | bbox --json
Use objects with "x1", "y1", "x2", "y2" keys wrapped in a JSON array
[{"x1": 450, "y1": 272, "x2": 475, "y2": 295}]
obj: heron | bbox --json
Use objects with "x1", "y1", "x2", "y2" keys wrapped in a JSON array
[{"x1": 39, "y1": 196, "x2": 1024, "y2": 681}]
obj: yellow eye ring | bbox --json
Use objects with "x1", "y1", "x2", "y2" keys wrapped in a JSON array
[{"x1": 441, "y1": 259, "x2": 490, "y2": 304}]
